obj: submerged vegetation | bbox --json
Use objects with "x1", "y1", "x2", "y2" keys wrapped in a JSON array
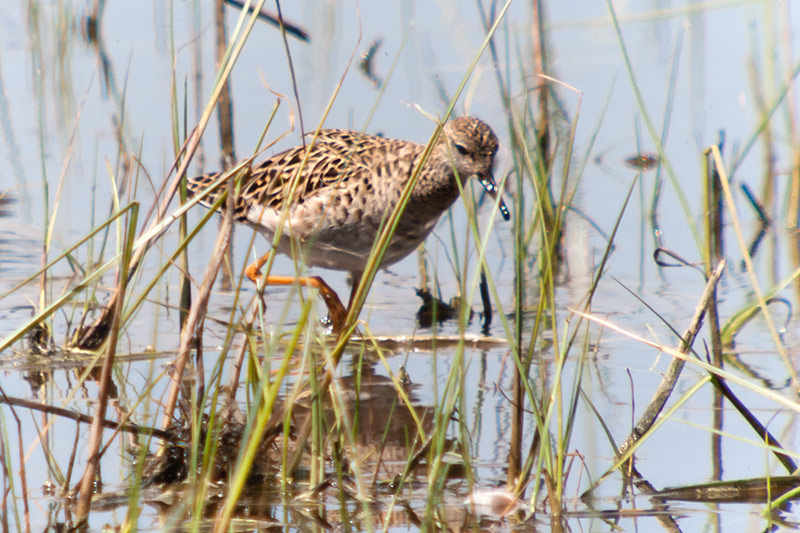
[{"x1": 0, "y1": 1, "x2": 799, "y2": 531}]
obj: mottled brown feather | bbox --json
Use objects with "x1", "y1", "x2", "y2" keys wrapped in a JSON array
[{"x1": 185, "y1": 117, "x2": 505, "y2": 274}]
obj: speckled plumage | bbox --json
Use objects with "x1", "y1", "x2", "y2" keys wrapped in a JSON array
[
  {"x1": 187, "y1": 117, "x2": 507, "y2": 331},
  {"x1": 187, "y1": 116, "x2": 507, "y2": 275}
]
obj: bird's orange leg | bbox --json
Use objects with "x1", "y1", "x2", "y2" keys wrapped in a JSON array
[
  {"x1": 244, "y1": 253, "x2": 271, "y2": 284},
  {"x1": 245, "y1": 253, "x2": 348, "y2": 333}
]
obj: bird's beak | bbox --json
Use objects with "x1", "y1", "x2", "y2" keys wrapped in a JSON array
[{"x1": 478, "y1": 174, "x2": 511, "y2": 221}]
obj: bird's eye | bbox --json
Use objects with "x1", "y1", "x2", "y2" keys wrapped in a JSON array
[{"x1": 455, "y1": 143, "x2": 469, "y2": 155}]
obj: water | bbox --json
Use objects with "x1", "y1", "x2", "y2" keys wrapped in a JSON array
[{"x1": 1, "y1": 1, "x2": 799, "y2": 530}]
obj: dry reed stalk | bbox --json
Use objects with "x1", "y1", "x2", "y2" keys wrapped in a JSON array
[
  {"x1": 0, "y1": 395, "x2": 172, "y2": 440},
  {"x1": 616, "y1": 260, "x2": 725, "y2": 460},
  {"x1": 505, "y1": 0, "x2": 553, "y2": 487},
  {"x1": 161, "y1": 178, "x2": 235, "y2": 429},
  {"x1": 76, "y1": 207, "x2": 137, "y2": 519},
  {"x1": 215, "y1": 0, "x2": 236, "y2": 291},
  {"x1": 705, "y1": 146, "x2": 725, "y2": 480}
]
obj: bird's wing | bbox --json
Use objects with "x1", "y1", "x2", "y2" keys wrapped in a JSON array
[{"x1": 237, "y1": 130, "x2": 381, "y2": 211}]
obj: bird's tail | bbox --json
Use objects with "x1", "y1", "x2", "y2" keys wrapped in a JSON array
[{"x1": 185, "y1": 172, "x2": 226, "y2": 208}]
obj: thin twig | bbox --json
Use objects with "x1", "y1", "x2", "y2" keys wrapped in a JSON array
[
  {"x1": 0, "y1": 394, "x2": 173, "y2": 441},
  {"x1": 616, "y1": 260, "x2": 725, "y2": 457},
  {"x1": 275, "y1": 0, "x2": 305, "y2": 145}
]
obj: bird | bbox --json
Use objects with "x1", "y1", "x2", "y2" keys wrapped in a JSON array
[{"x1": 186, "y1": 116, "x2": 509, "y2": 332}]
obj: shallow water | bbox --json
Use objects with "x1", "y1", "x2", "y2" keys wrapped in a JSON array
[{"x1": 1, "y1": 1, "x2": 799, "y2": 531}]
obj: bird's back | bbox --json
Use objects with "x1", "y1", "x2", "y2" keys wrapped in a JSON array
[
  {"x1": 186, "y1": 130, "x2": 420, "y2": 219},
  {"x1": 184, "y1": 119, "x2": 499, "y2": 273},
  {"x1": 185, "y1": 131, "x2": 428, "y2": 271}
]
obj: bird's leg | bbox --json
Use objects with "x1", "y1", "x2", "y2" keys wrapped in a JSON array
[
  {"x1": 245, "y1": 253, "x2": 348, "y2": 332},
  {"x1": 268, "y1": 276, "x2": 348, "y2": 332},
  {"x1": 346, "y1": 271, "x2": 363, "y2": 311},
  {"x1": 244, "y1": 252, "x2": 273, "y2": 284},
  {"x1": 245, "y1": 252, "x2": 273, "y2": 311}
]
